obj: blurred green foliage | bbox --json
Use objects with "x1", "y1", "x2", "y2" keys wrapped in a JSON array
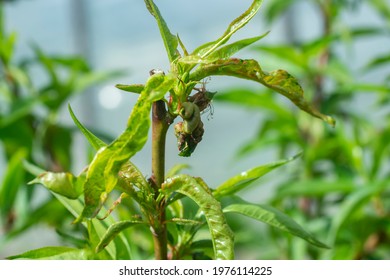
[
  {"x1": 0, "y1": 3, "x2": 119, "y2": 253},
  {"x1": 215, "y1": 0, "x2": 390, "y2": 259}
]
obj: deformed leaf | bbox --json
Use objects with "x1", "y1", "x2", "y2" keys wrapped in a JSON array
[
  {"x1": 213, "y1": 153, "x2": 301, "y2": 198},
  {"x1": 29, "y1": 171, "x2": 85, "y2": 200},
  {"x1": 224, "y1": 202, "x2": 329, "y2": 249},
  {"x1": 190, "y1": 58, "x2": 335, "y2": 126},
  {"x1": 162, "y1": 174, "x2": 234, "y2": 260},
  {"x1": 115, "y1": 83, "x2": 145, "y2": 94},
  {"x1": 96, "y1": 220, "x2": 146, "y2": 253},
  {"x1": 166, "y1": 218, "x2": 203, "y2": 226}
]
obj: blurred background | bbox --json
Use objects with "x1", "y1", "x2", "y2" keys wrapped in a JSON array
[{"x1": 1, "y1": 0, "x2": 390, "y2": 259}]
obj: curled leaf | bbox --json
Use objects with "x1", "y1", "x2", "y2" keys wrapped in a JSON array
[
  {"x1": 115, "y1": 83, "x2": 144, "y2": 94},
  {"x1": 29, "y1": 171, "x2": 85, "y2": 200},
  {"x1": 190, "y1": 58, "x2": 335, "y2": 126}
]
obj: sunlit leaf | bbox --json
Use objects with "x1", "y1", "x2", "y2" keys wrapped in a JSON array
[
  {"x1": 162, "y1": 174, "x2": 234, "y2": 260},
  {"x1": 214, "y1": 153, "x2": 301, "y2": 198},
  {"x1": 29, "y1": 171, "x2": 85, "y2": 200},
  {"x1": 144, "y1": 0, "x2": 179, "y2": 62},
  {"x1": 224, "y1": 201, "x2": 329, "y2": 248},
  {"x1": 166, "y1": 218, "x2": 203, "y2": 226},
  {"x1": 115, "y1": 83, "x2": 144, "y2": 94}
]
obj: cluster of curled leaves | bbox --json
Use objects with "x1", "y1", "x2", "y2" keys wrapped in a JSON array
[{"x1": 20, "y1": 0, "x2": 334, "y2": 260}]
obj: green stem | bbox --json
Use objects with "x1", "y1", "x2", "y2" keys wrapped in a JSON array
[{"x1": 150, "y1": 100, "x2": 169, "y2": 260}]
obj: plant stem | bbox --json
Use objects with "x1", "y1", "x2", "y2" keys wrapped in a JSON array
[{"x1": 150, "y1": 100, "x2": 169, "y2": 260}]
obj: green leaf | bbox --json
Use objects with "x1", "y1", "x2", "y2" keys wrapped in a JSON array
[
  {"x1": 144, "y1": 0, "x2": 179, "y2": 62},
  {"x1": 364, "y1": 53, "x2": 390, "y2": 72},
  {"x1": 224, "y1": 201, "x2": 329, "y2": 249},
  {"x1": 208, "y1": 32, "x2": 269, "y2": 60},
  {"x1": 115, "y1": 83, "x2": 145, "y2": 94},
  {"x1": 167, "y1": 218, "x2": 203, "y2": 226},
  {"x1": 180, "y1": 33, "x2": 269, "y2": 65},
  {"x1": 29, "y1": 171, "x2": 85, "y2": 199},
  {"x1": 213, "y1": 153, "x2": 301, "y2": 198},
  {"x1": 192, "y1": 0, "x2": 264, "y2": 58},
  {"x1": 274, "y1": 179, "x2": 356, "y2": 199},
  {"x1": 76, "y1": 73, "x2": 175, "y2": 222},
  {"x1": 263, "y1": 0, "x2": 295, "y2": 23},
  {"x1": 327, "y1": 184, "x2": 385, "y2": 247},
  {"x1": 190, "y1": 58, "x2": 335, "y2": 126},
  {"x1": 7, "y1": 247, "x2": 92, "y2": 260},
  {"x1": 24, "y1": 162, "x2": 132, "y2": 260},
  {"x1": 68, "y1": 104, "x2": 107, "y2": 150},
  {"x1": 0, "y1": 96, "x2": 40, "y2": 128},
  {"x1": 162, "y1": 174, "x2": 235, "y2": 260},
  {"x1": 95, "y1": 220, "x2": 146, "y2": 253},
  {"x1": 0, "y1": 149, "x2": 27, "y2": 217}
]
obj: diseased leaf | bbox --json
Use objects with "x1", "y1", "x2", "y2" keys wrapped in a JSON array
[
  {"x1": 29, "y1": 171, "x2": 85, "y2": 200},
  {"x1": 144, "y1": 0, "x2": 179, "y2": 62},
  {"x1": 190, "y1": 58, "x2": 335, "y2": 126},
  {"x1": 192, "y1": 0, "x2": 264, "y2": 58},
  {"x1": 162, "y1": 174, "x2": 234, "y2": 260},
  {"x1": 167, "y1": 218, "x2": 203, "y2": 226},
  {"x1": 96, "y1": 220, "x2": 146, "y2": 253},
  {"x1": 224, "y1": 202, "x2": 329, "y2": 249},
  {"x1": 213, "y1": 153, "x2": 301, "y2": 198},
  {"x1": 76, "y1": 73, "x2": 175, "y2": 222}
]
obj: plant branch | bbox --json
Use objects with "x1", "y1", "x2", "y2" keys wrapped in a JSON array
[{"x1": 150, "y1": 100, "x2": 169, "y2": 260}]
